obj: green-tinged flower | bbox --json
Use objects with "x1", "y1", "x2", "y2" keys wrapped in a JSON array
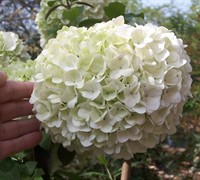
[
  {"x1": 36, "y1": 0, "x2": 131, "y2": 47},
  {"x1": 3, "y1": 60, "x2": 35, "y2": 82},
  {"x1": 0, "y1": 31, "x2": 30, "y2": 68},
  {"x1": 31, "y1": 16, "x2": 192, "y2": 160},
  {"x1": 0, "y1": 31, "x2": 33, "y2": 82}
]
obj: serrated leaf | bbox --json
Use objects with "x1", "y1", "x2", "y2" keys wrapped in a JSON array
[
  {"x1": 57, "y1": 144, "x2": 75, "y2": 166},
  {"x1": 79, "y1": 19, "x2": 102, "y2": 27},
  {"x1": 104, "y1": 2, "x2": 125, "y2": 19}
]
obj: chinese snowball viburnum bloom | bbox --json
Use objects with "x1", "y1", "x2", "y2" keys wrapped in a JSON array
[
  {"x1": 0, "y1": 31, "x2": 34, "y2": 82},
  {"x1": 36, "y1": 0, "x2": 132, "y2": 47},
  {"x1": 31, "y1": 16, "x2": 192, "y2": 160},
  {"x1": 0, "y1": 31, "x2": 30, "y2": 69},
  {"x1": 36, "y1": 0, "x2": 113, "y2": 46}
]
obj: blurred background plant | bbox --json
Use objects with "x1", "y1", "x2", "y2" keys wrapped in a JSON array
[{"x1": 0, "y1": 0, "x2": 199, "y2": 179}]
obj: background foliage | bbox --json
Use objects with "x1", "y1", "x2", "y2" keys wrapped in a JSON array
[{"x1": 0, "y1": 0, "x2": 199, "y2": 179}]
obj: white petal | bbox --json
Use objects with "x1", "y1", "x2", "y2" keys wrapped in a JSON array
[
  {"x1": 3, "y1": 32, "x2": 18, "y2": 51},
  {"x1": 89, "y1": 54, "x2": 106, "y2": 76},
  {"x1": 53, "y1": 53, "x2": 79, "y2": 71},
  {"x1": 91, "y1": 107, "x2": 107, "y2": 123},
  {"x1": 116, "y1": 25, "x2": 132, "y2": 40},
  {"x1": 124, "y1": 88, "x2": 140, "y2": 108},
  {"x1": 151, "y1": 107, "x2": 171, "y2": 125},
  {"x1": 80, "y1": 80, "x2": 101, "y2": 100},
  {"x1": 117, "y1": 130, "x2": 130, "y2": 143},
  {"x1": 155, "y1": 49, "x2": 170, "y2": 62},
  {"x1": 63, "y1": 69, "x2": 84, "y2": 88},
  {"x1": 110, "y1": 68, "x2": 133, "y2": 79},
  {"x1": 52, "y1": 77, "x2": 62, "y2": 84},
  {"x1": 149, "y1": 41, "x2": 165, "y2": 54},
  {"x1": 131, "y1": 104, "x2": 146, "y2": 114}
]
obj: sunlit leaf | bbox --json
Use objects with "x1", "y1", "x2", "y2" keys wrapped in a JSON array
[
  {"x1": 47, "y1": 0, "x2": 57, "y2": 7},
  {"x1": 97, "y1": 156, "x2": 108, "y2": 166},
  {"x1": 62, "y1": 6, "x2": 84, "y2": 25}
]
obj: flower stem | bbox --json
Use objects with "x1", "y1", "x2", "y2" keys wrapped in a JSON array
[
  {"x1": 105, "y1": 164, "x2": 114, "y2": 180},
  {"x1": 121, "y1": 159, "x2": 132, "y2": 180}
]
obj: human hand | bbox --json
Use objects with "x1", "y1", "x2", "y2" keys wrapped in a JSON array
[{"x1": 0, "y1": 71, "x2": 42, "y2": 159}]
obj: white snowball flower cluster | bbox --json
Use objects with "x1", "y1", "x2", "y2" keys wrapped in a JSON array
[
  {"x1": 0, "y1": 31, "x2": 33, "y2": 81},
  {"x1": 0, "y1": 31, "x2": 30, "y2": 69},
  {"x1": 31, "y1": 16, "x2": 192, "y2": 160},
  {"x1": 3, "y1": 60, "x2": 35, "y2": 82},
  {"x1": 36, "y1": 0, "x2": 125, "y2": 47}
]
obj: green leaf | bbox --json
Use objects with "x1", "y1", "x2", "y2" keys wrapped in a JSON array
[
  {"x1": 97, "y1": 156, "x2": 108, "y2": 166},
  {"x1": 80, "y1": 171, "x2": 108, "y2": 177},
  {"x1": 0, "y1": 171, "x2": 16, "y2": 180},
  {"x1": 56, "y1": 169, "x2": 81, "y2": 180},
  {"x1": 62, "y1": 6, "x2": 84, "y2": 26},
  {"x1": 32, "y1": 169, "x2": 45, "y2": 179},
  {"x1": 193, "y1": 132, "x2": 200, "y2": 142},
  {"x1": 49, "y1": 144, "x2": 62, "y2": 175},
  {"x1": 24, "y1": 161, "x2": 37, "y2": 176},
  {"x1": 0, "y1": 161, "x2": 21, "y2": 180},
  {"x1": 39, "y1": 132, "x2": 51, "y2": 151},
  {"x1": 47, "y1": 0, "x2": 57, "y2": 7},
  {"x1": 34, "y1": 177, "x2": 43, "y2": 180},
  {"x1": 57, "y1": 144, "x2": 75, "y2": 166},
  {"x1": 12, "y1": 150, "x2": 30, "y2": 160},
  {"x1": 124, "y1": 12, "x2": 144, "y2": 23},
  {"x1": 0, "y1": 158, "x2": 15, "y2": 172},
  {"x1": 79, "y1": 19, "x2": 102, "y2": 27},
  {"x1": 104, "y1": 2, "x2": 125, "y2": 19}
]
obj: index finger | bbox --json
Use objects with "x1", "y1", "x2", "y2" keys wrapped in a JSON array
[
  {"x1": 0, "y1": 131, "x2": 42, "y2": 160},
  {"x1": 0, "y1": 71, "x2": 8, "y2": 87},
  {"x1": 0, "y1": 81, "x2": 34, "y2": 103}
]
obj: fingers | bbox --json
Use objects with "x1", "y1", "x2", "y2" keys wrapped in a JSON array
[
  {"x1": 0, "y1": 131, "x2": 42, "y2": 160},
  {"x1": 0, "y1": 100, "x2": 33, "y2": 123},
  {"x1": 0, "y1": 71, "x2": 8, "y2": 87},
  {"x1": 0, "y1": 118, "x2": 40, "y2": 141},
  {"x1": 0, "y1": 81, "x2": 34, "y2": 103}
]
